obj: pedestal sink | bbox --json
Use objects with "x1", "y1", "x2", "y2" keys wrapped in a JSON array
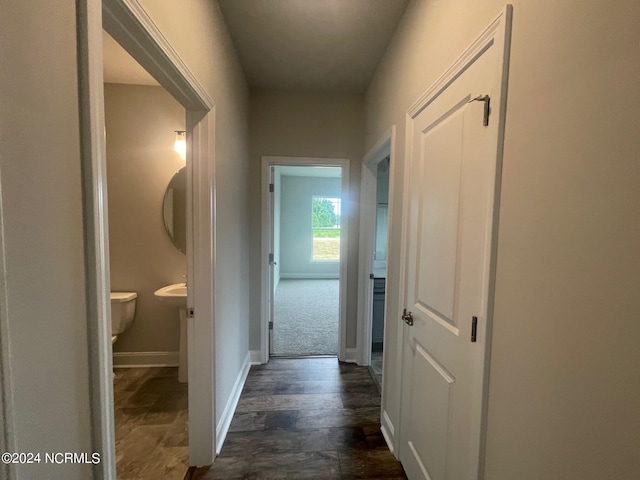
[{"x1": 154, "y1": 283, "x2": 188, "y2": 383}]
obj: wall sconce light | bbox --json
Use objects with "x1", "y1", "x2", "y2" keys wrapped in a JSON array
[{"x1": 174, "y1": 130, "x2": 186, "y2": 160}]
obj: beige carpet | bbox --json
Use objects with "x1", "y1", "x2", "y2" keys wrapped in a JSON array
[{"x1": 273, "y1": 279, "x2": 339, "y2": 356}]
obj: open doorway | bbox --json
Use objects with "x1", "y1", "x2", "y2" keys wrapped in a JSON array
[
  {"x1": 370, "y1": 157, "x2": 389, "y2": 387},
  {"x1": 103, "y1": 29, "x2": 190, "y2": 478},
  {"x1": 357, "y1": 127, "x2": 395, "y2": 389},
  {"x1": 271, "y1": 166, "x2": 342, "y2": 356},
  {"x1": 78, "y1": 1, "x2": 217, "y2": 474},
  {"x1": 261, "y1": 157, "x2": 350, "y2": 362}
]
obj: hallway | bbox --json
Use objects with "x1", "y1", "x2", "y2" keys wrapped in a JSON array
[{"x1": 191, "y1": 358, "x2": 406, "y2": 479}]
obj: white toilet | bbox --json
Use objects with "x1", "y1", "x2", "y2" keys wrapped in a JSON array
[{"x1": 110, "y1": 292, "x2": 137, "y2": 344}]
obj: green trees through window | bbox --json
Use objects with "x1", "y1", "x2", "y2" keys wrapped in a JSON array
[{"x1": 312, "y1": 196, "x2": 341, "y2": 260}]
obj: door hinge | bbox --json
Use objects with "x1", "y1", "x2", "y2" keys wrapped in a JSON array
[
  {"x1": 471, "y1": 316, "x2": 478, "y2": 342},
  {"x1": 468, "y1": 94, "x2": 490, "y2": 126},
  {"x1": 187, "y1": 307, "x2": 195, "y2": 318},
  {"x1": 268, "y1": 321, "x2": 273, "y2": 330},
  {"x1": 269, "y1": 253, "x2": 274, "y2": 264},
  {"x1": 269, "y1": 183, "x2": 274, "y2": 193}
]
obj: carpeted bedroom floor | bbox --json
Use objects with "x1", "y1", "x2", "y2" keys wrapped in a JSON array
[{"x1": 273, "y1": 279, "x2": 339, "y2": 356}]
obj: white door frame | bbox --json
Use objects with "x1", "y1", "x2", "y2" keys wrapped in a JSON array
[
  {"x1": 0, "y1": 193, "x2": 14, "y2": 480},
  {"x1": 78, "y1": 0, "x2": 217, "y2": 474},
  {"x1": 260, "y1": 156, "x2": 350, "y2": 363},
  {"x1": 356, "y1": 126, "x2": 396, "y2": 366},
  {"x1": 397, "y1": 6, "x2": 512, "y2": 477}
]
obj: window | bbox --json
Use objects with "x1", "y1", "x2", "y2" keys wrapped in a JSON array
[{"x1": 312, "y1": 196, "x2": 341, "y2": 261}]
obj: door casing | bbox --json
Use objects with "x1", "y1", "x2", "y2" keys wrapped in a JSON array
[
  {"x1": 357, "y1": 127, "x2": 395, "y2": 367},
  {"x1": 78, "y1": 0, "x2": 218, "y2": 474},
  {"x1": 260, "y1": 156, "x2": 350, "y2": 363},
  {"x1": 397, "y1": 5, "x2": 512, "y2": 478}
]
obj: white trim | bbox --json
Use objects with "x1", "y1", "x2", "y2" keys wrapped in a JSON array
[
  {"x1": 358, "y1": 127, "x2": 400, "y2": 461},
  {"x1": 407, "y1": 7, "x2": 510, "y2": 119},
  {"x1": 112, "y1": 351, "x2": 179, "y2": 367},
  {"x1": 381, "y1": 410, "x2": 396, "y2": 456},
  {"x1": 356, "y1": 127, "x2": 395, "y2": 366},
  {"x1": 81, "y1": 0, "x2": 218, "y2": 472},
  {"x1": 186, "y1": 108, "x2": 217, "y2": 467},
  {"x1": 215, "y1": 352, "x2": 251, "y2": 454},
  {"x1": 397, "y1": 6, "x2": 513, "y2": 476},
  {"x1": 395, "y1": 110, "x2": 414, "y2": 462},
  {"x1": 382, "y1": 410, "x2": 395, "y2": 438},
  {"x1": 249, "y1": 350, "x2": 263, "y2": 365},
  {"x1": 260, "y1": 156, "x2": 350, "y2": 364},
  {"x1": 478, "y1": 8, "x2": 513, "y2": 476},
  {"x1": 343, "y1": 348, "x2": 358, "y2": 364},
  {"x1": 0, "y1": 171, "x2": 16, "y2": 480},
  {"x1": 102, "y1": 0, "x2": 213, "y2": 110},
  {"x1": 280, "y1": 273, "x2": 340, "y2": 280},
  {"x1": 77, "y1": 2, "x2": 118, "y2": 477}
]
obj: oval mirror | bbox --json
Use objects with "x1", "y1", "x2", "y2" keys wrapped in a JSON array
[{"x1": 162, "y1": 166, "x2": 187, "y2": 254}]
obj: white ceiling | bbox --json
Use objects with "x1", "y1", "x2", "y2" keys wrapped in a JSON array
[
  {"x1": 103, "y1": 31, "x2": 158, "y2": 86},
  {"x1": 103, "y1": 1, "x2": 408, "y2": 93},
  {"x1": 218, "y1": 0, "x2": 409, "y2": 93}
]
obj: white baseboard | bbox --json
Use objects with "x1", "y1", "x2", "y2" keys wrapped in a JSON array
[
  {"x1": 215, "y1": 351, "x2": 251, "y2": 454},
  {"x1": 250, "y1": 350, "x2": 263, "y2": 365},
  {"x1": 112, "y1": 351, "x2": 178, "y2": 367},
  {"x1": 342, "y1": 347, "x2": 358, "y2": 363},
  {"x1": 381, "y1": 409, "x2": 396, "y2": 457},
  {"x1": 280, "y1": 273, "x2": 339, "y2": 279}
]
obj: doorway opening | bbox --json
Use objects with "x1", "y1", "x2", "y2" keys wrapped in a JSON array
[
  {"x1": 103, "y1": 29, "x2": 189, "y2": 478},
  {"x1": 261, "y1": 157, "x2": 350, "y2": 363},
  {"x1": 80, "y1": 1, "x2": 217, "y2": 474},
  {"x1": 369, "y1": 157, "x2": 390, "y2": 387},
  {"x1": 356, "y1": 127, "x2": 395, "y2": 390},
  {"x1": 271, "y1": 166, "x2": 342, "y2": 356}
]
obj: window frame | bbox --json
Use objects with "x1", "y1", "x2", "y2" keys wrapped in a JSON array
[{"x1": 311, "y1": 195, "x2": 341, "y2": 262}]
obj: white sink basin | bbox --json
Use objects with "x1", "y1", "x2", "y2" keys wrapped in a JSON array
[{"x1": 154, "y1": 283, "x2": 187, "y2": 308}]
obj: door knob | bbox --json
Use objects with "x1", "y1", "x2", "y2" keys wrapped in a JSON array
[{"x1": 402, "y1": 308, "x2": 414, "y2": 326}]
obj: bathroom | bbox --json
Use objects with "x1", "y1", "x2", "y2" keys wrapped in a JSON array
[{"x1": 104, "y1": 34, "x2": 190, "y2": 479}]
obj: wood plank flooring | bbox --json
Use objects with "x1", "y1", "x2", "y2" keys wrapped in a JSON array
[{"x1": 192, "y1": 357, "x2": 406, "y2": 480}]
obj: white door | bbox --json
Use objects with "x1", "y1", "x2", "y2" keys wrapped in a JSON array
[{"x1": 399, "y1": 11, "x2": 510, "y2": 480}]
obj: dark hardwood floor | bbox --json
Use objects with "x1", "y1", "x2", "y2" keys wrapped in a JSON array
[{"x1": 191, "y1": 357, "x2": 406, "y2": 480}]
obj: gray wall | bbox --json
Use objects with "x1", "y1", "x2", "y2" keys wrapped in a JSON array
[
  {"x1": 104, "y1": 83, "x2": 186, "y2": 358},
  {"x1": 0, "y1": 3, "x2": 250, "y2": 472},
  {"x1": 249, "y1": 90, "x2": 364, "y2": 351},
  {"x1": 139, "y1": 0, "x2": 251, "y2": 427},
  {"x1": 366, "y1": 1, "x2": 640, "y2": 478},
  {"x1": 280, "y1": 175, "x2": 341, "y2": 278},
  {"x1": 0, "y1": 1, "x2": 93, "y2": 478}
]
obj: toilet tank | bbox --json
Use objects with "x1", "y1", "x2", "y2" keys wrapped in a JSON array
[{"x1": 110, "y1": 292, "x2": 137, "y2": 335}]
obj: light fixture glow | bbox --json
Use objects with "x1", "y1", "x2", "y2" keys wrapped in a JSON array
[{"x1": 174, "y1": 130, "x2": 186, "y2": 160}]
